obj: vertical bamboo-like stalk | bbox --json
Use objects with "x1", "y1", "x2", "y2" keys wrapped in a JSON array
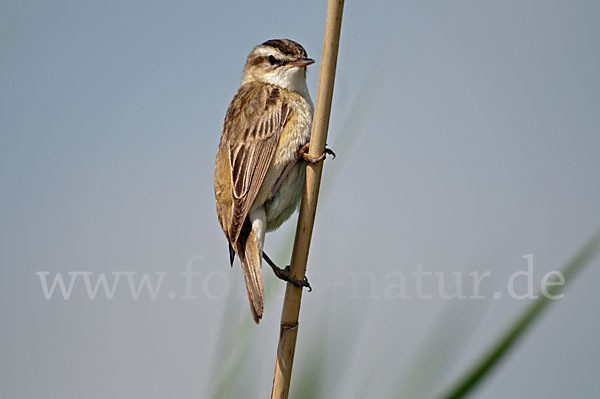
[{"x1": 270, "y1": 1, "x2": 344, "y2": 398}]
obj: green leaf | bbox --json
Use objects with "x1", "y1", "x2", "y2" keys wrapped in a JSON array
[{"x1": 438, "y1": 228, "x2": 600, "y2": 399}]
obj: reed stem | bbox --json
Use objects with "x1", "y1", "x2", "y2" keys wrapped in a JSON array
[{"x1": 270, "y1": 1, "x2": 344, "y2": 398}]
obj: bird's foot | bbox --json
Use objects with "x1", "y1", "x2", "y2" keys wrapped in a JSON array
[
  {"x1": 263, "y1": 252, "x2": 312, "y2": 291},
  {"x1": 299, "y1": 143, "x2": 336, "y2": 164},
  {"x1": 272, "y1": 265, "x2": 312, "y2": 291}
]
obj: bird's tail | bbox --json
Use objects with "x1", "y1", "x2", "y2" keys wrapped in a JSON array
[{"x1": 237, "y1": 228, "x2": 264, "y2": 324}]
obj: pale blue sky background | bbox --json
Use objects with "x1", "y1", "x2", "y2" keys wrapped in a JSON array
[{"x1": 1, "y1": 1, "x2": 600, "y2": 398}]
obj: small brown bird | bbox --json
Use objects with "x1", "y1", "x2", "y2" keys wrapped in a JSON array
[{"x1": 214, "y1": 39, "x2": 332, "y2": 323}]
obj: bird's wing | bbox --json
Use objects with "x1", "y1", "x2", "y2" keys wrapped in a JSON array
[{"x1": 225, "y1": 84, "x2": 289, "y2": 243}]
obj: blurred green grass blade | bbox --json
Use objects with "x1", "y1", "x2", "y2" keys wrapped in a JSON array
[
  {"x1": 393, "y1": 300, "x2": 487, "y2": 398},
  {"x1": 206, "y1": 277, "x2": 243, "y2": 397},
  {"x1": 321, "y1": 61, "x2": 385, "y2": 196},
  {"x1": 355, "y1": 365, "x2": 376, "y2": 399},
  {"x1": 439, "y1": 228, "x2": 600, "y2": 399},
  {"x1": 207, "y1": 241, "x2": 289, "y2": 398},
  {"x1": 291, "y1": 309, "x2": 330, "y2": 399},
  {"x1": 289, "y1": 65, "x2": 387, "y2": 398}
]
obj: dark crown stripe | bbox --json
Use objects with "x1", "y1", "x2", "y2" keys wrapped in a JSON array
[{"x1": 261, "y1": 39, "x2": 307, "y2": 58}]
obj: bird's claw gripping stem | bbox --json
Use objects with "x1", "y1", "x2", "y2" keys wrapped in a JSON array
[
  {"x1": 299, "y1": 143, "x2": 336, "y2": 164},
  {"x1": 271, "y1": 265, "x2": 312, "y2": 291},
  {"x1": 263, "y1": 252, "x2": 312, "y2": 291}
]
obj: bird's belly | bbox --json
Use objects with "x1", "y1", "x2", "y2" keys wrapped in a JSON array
[
  {"x1": 264, "y1": 162, "x2": 305, "y2": 231},
  {"x1": 250, "y1": 88, "x2": 312, "y2": 231}
]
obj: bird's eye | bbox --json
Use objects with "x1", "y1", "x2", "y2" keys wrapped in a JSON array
[{"x1": 268, "y1": 55, "x2": 278, "y2": 65}]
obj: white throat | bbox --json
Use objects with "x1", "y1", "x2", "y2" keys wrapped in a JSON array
[{"x1": 245, "y1": 66, "x2": 312, "y2": 105}]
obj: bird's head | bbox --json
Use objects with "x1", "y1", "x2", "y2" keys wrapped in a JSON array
[{"x1": 242, "y1": 39, "x2": 314, "y2": 96}]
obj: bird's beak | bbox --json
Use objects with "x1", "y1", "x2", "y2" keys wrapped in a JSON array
[{"x1": 288, "y1": 57, "x2": 315, "y2": 67}]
